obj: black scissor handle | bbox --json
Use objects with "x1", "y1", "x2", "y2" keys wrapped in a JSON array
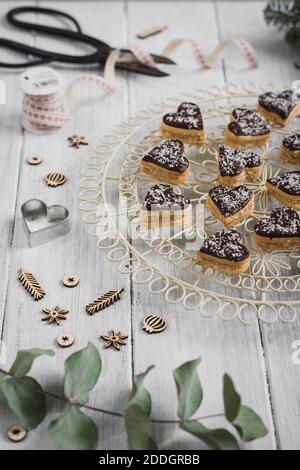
[{"x1": 0, "y1": 6, "x2": 111, "y2": 68}]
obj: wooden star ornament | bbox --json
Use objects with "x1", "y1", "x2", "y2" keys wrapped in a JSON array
[
  {"x1": 42, "y1": 306, "x2": 69, "y2": 325},
  {"x1": 68, "y1": 135, "x2": 88, "y2": 149},
  {"x1": 100, "y1": 330, "x2": 128, "y2": 351}
]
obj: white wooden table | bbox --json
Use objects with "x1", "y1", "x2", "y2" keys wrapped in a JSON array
[{"x1": 0, "y1": 0, "x2": 299, "y2": 450}]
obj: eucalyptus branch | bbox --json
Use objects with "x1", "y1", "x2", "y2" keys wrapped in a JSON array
[
  {"x1": 0, "y1": 346, "x2": 268, "y2": 450},
  {"x1": 0, "y1": 367, "x2": 224, "y2": 424}
]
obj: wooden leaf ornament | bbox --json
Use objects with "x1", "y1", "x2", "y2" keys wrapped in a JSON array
[
  {"x1": 86, "y1": 288, "x2": 124, "y2": 315},
  {"x1": 18, "y1": 268, "x2": 45, "y2": 301},
  {"x1": 45, "y1": 173, "x2": 67, "y2": 187},
  {"x1": 143, "y1": 314, "x2": 167, "y2": 334}
]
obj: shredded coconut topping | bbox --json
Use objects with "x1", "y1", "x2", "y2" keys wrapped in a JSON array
[
  {"x1": 209, "y1": 185, "x2": 252, "y2": 217},
  {"x1": 143, "y1": 183, "x2": 191, "y2": 211},
  {"x1": 143, "y1": 140, "x2": 189, "y2": 173},
  {"x1": 268, "y1": 171, "x2": 300, "y2": 196},
  {"x1": 259, "y1": 90, "x2": 300, "y2": 120},
  {"x1": 163, "y1": 102, "x2": 203, "y2": 130},
  {"x1": 219, "y1": 144, "x2": 261, "y2": 177},
  {"x1": 228, "y1": 108, "x2": 271, "y2": 137},
  {"x1": 255, "y1": 207, "x2": 300, "y2": 238},
  {"x1": 200, "y1": 229, "x2": 249, "y2": 261},
  {"x1": 282, "y1": 133, "x2": 300, "y2": 152}
]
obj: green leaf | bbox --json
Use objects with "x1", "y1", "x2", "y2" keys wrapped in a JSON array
[
  {"x1": 125, "y1": 365, "x2": 157, "y2": 450},
  {"x1": 10, "y1": 349, "x2": 54, "y2": 378},
  {"x1": 1, "y1": 376, "x2": 46, "y2": 429},
  {"x1": 173, "y1": 357, "x2": 202, "y2": 420},
  {"x1": 48, "y1": 405, "x2": 98, "y2": 450},
  {"x1": 223, "y1": 374, "x2": 241, "y2": 422},
  {"x1": 64, "y1": 342, "x2": 101, "y2": 405},
  {"x1": 127, "y1": 365, "x2": 155, "y2": 413},
  {"x1": 181, "y1": 420, "x2": 240, "y2": 450},
  {"x1": 223, "y1": 374, "x2": 268, "y2": 442},
  {"x1": 125, "y1": 404, "x2": 157, "y2": 450},
  {"x1": 231, "y1": 405, "x2": 268, "y2": 442}
]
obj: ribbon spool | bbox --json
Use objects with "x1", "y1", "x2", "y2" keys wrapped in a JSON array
[{"x1": 20, "y1": 50, "x2": 119, "y2": 135}]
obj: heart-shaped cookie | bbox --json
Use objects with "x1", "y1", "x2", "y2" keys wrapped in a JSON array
[
  {"x1": 163, "y1": 103, "x2": 203, "y2": 130},
  {"x1": 258, "y1": 90, "x2": 300, "y2": 126},
  {"x1": 266, "y1": 171, "x2": 300, "y2": 209},
  {"x1": 161, "y1": 102, "x2": 205, "y2": 145},
  {"x1": 207, "y1": 185, "x2": 254, "y2": 227},
  {"x1": 254, "y1": 206, "x2": 300, "y2": 251},
  {"x1": 141, "y1": 183, "x2": 191, "y2": 227},
  {"x1": 226, "y1": 108, "x2": 271, "y2": 146},
  {"x1": 21, "y1": 199, "x2": 70, "y2": 247},
  {"x1": 141, "y1": 140, "x2": 190, "y2": 184},
  {"x1": 281, "y1": 133, "x2": 300, "y2": 164},
  {"x1": 142, "y1": 140, "x2": 188, "y2": 172},
  {"x1": 196, "y1": 229, "x2": 250, "y2": 274},
  {"x1": 143, "y1": 183, "x2": 190, "y2": 210},
  {"x1": 218, "y1": 144, "x2": 262, "y2": 186}
]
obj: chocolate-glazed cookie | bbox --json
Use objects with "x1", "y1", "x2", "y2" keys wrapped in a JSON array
[
  {"x1": 228, "y1": 108, "x2": 271, "y2": 137},
  {"x1": 142, "y1": 140, "x2": 189, "y2": 173},
  {"x1": 143, "y1": 183, "x2": 190, "y2": 211},
  {"x1": 258, "y1": 90, "x2": 300, "y2": 127},
  {"x1": 163, "y1": 102, "x2": 203, "y2": 130},
  {"x1": 259, "y1": 90, "x2": 299, "y2": 120},
  {"x1": 255, "y1": 207, "x2": 300, "y2": 238},
  {"x1": 209, "y1": 186, "x2": 253, "y2": 217},
  {"x1": 268, "y1": 171, "x2": 300, "y2": 196},
  {"x1": 200, "y1": 229, "x2": 249, "y2": 262},
  {"x1": 161, "y1": 102, "x2": 205, "y2": 145},
  {"x1": 282, "y1": 134, "x2": 300, "y2": 152},
  {"x1": 218, "y1": 145, "x2": 262, "y2": 187},
  {"x1": 219, "y1": 145, "x2": 261, "y2": 176},
  {"x1": 266, "y1": 172, "x2": 300, "y2": 210}
]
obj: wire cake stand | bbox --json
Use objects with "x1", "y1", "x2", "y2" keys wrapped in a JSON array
[{"x1": 79, "y1": 83, "x2": 300, "y2": 325}]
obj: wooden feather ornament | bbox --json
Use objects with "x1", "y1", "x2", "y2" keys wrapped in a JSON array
[
  {"x1": 45, "y1": 173, "x2": 67, "y2": 187},
  {"x1": 18, "y1": 268, "x2": 46, "y2": 301},
  {"x1": 143, "y1": 314, "x2": 167, "y2": 334},
  {"x1": 85, "y1": 288, "x2": 124, "y2": 315}
]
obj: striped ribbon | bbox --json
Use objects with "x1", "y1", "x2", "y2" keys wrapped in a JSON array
[{"x1": 22, "y1": 37, "x2": 257, "y2": 134}]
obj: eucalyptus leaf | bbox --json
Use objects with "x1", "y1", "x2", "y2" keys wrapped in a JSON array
[
  {"x1": 125, "y1": 404, "x2": 157, "y2": 450},
  {"x1": 9, "y1": 349, "x2": 54, "y2": 378},
  {"x1": 223, "y1": 374, "x2": 241, "y2": 422},
  {"x1": 181, "y1": 420, "x2": 240, "y2": 450},
  {"x1": 1, "y1": 376, "x2": 46, "y2": 429},
  {"x1": 223, "y1": 374, "x2": 268, "y2": 442},
  {"x1": 125, "y1": 365, "x2": 157, "y2": 450},
  {"x1": 231, "y1": 405, "x2": 268, "y2": 442},
  {"x1": 127, "y1": 365, "x2": 155, "y2": 413},
  {"x1": 64, "y1": 342, "x2": 101, "y2": 405},
  {"x1": 173, "y1": 357, "x2": 202, "y2": 420},
  {"x1": 48, "y1": 405, "x2": 98, "y2": 450}
]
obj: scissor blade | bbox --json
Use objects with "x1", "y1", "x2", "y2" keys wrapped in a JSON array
[
  {"x1": 150, "y1": 54, "x2": 176, "y2": 65},
  {"x1": 116, "y1": 61, "x2": 169, "y2": 77}
]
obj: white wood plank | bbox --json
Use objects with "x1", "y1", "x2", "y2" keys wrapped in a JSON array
[
  {"x1": 127, "y1": 0, "x2": 275, "y2": 450},
  {"x1": 0, "y1": 0, "x2": 39, "y2": 449},
  {"x1": 217, "y1": 0, "x2": 300, "y2": 450},
  {"x1": 0, "y1": 1, "x2": 132, "y2": 450}
]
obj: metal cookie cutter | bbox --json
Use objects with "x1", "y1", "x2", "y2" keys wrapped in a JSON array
[{"x1": 21, "y1": 199, "x2": 70, "y2": 247}]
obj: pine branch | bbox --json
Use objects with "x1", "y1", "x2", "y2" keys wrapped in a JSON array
[
  {"x1": 85, "y1": 288, "x2": 124, "y2": 315},
  {"x1": 264, "y1": 0, "x2": 300, "y2": 30},
  {"x1": 18, "y1": 269, "x2": 46, "y2": 301}
]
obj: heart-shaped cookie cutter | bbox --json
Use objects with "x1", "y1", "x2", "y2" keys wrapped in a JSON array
[{"x1": 21, "y1": 199, "x2": 70, "y2": 247}]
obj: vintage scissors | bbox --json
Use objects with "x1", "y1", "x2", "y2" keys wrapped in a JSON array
[{"x1": 0, "y1": 6, "x2": 175, "y2": 77}]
